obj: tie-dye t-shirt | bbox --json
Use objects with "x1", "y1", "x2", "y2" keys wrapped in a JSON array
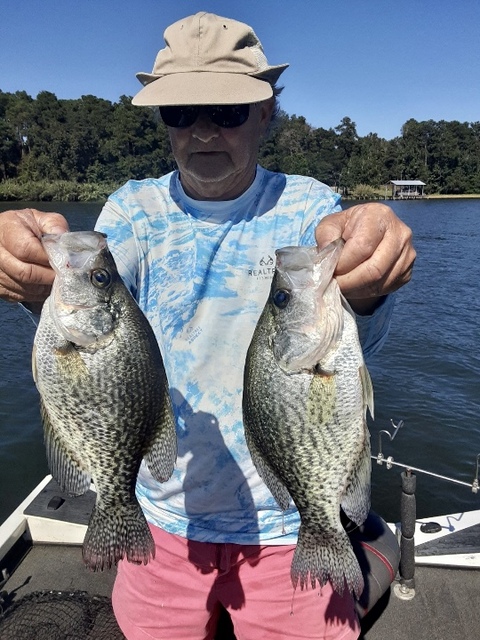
[{"x1": 95, "y1": 166, "x2": 394, "y2": 545}]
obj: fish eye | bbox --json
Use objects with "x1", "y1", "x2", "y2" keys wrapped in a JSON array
[
  {"x1": 90, "y1": 268, "x2": 111, "y2": 288},
  {"x1": 273, "y1": 289, "x2": 291, "y2": 309}
]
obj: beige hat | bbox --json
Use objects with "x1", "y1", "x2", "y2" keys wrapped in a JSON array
[{"x1": 132, "y1": 12, "x2": 289, "y2": 106}]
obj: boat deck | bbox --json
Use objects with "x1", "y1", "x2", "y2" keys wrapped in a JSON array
[
  {"x1": 3, "y1": 540, "x2": 480, "y2": 640},
  {"x1": 361, "y1": 565, "x2": 480, "y2": 639},
  {"x1": 2, "y1": 479, "x2": 480, "y2": 639}
]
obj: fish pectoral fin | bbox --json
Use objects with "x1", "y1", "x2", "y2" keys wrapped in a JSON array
[
  {"x1": 144, "y1": 398, "x2": 177, "y2": 483},
  {"x1": 360, "y1": 364, "x2": 374, "y2": 420},
  {"x1": 245, "y1": 430, "x2": 291, "y2": 511},
  {"x1": 41, "y1": 399, "x2": 91, "y2": 496},
  {"x1": 340, "y1": 435, "x2": 371, "y2": 526},
  {"x1": 307, "y1": 373, "x2": 336, "y2": 426},
  {"x1": 51, "y1": 341, "x2": 91, "y2": 384}
]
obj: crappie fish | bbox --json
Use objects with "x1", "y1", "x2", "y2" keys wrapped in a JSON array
[
  {"x1": 32, "y1": 231, "x2": 176, "y2": 571},
  {"x1": 243, "y1": 239, "x2": 373, "y2": 597}
]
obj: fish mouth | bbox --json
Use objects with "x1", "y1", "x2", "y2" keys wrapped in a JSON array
[
  {"x1": 42, "y1": 232, "x2": 107, "y2": 274},
  {"x1": 54, "y1": 298, "x2": 96, "y2": 311},
  {"x1": 51, "y1": 280, "x2": 98, "y2": 313},
  {"x1": 275, "y1": 239, "x2": 345, "y2": 286},
  {"x1": 49, "y1": 283, "x2": 113, "y2": 347},
  {"x1": 50, "y1": 303, "x2": 115, "y2": 347},
  {"x1": 55, "y1": 301, "x2": 97, "y2": 313},
  {"x1": 273, "y1": 301, "x2": 343, "y2": 373}
]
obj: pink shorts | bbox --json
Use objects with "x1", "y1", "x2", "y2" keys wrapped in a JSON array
[{"x1": 112, "y1": 524, "x2": 360, "y2": 640}]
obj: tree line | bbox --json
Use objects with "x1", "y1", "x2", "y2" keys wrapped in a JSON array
[{"x1": 1, "y1": 89, "x2": 479, "y2": 201}]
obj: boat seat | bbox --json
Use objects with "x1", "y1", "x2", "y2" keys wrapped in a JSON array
[{"x1": 347, "y1": 510, "x2": 400, "y2": 617}]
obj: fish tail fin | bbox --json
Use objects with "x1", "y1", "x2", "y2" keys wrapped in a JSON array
[
  {"x1": 292, "y1": 526, "x2": 364, "y2": 598},
  {"x1": 82, "y1": 501, "x2": 155, "y2": 571}
]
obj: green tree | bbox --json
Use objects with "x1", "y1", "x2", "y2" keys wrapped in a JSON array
[
  {"x1": 347, "y1": 133, "x2": 389, "y2": 188},
  {"x1": 65, "y1": 95, "x2": 114, "y2": 181},
  {"x1": 2, "y1": 89, "x2": 479, "y2": 198},
  {"x1": 0, "y1": 118, "x2": 21, "y2": 180},
  {"x1": 104, "y1": 96, "x2": 174, "y2": 182},
  {"x1": 334, "y1": 117, "x2": 359, "y2": 190}
]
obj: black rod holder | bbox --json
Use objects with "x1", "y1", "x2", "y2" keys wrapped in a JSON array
[{"x1": 394, "y1": 469, "x2": 416, "y2": 600}]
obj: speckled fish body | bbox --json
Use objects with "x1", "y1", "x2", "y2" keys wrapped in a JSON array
[
  {"x1": 243, "y1": 239, "x2": 373, "y2": 597},
  {"x1": 32, "y1": 231, "x2": 176, "y2": 571}
]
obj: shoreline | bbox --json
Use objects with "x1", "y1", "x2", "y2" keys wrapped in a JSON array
[
  {"x1": 424, "y1": 194, "x2": 480, "y2": 199},
  {"x1": 344, "y1": 193, "x2": 480, "y2": 201},
  {"x1": 0, "y1": 177, "x2": 479, "y2": 204}
]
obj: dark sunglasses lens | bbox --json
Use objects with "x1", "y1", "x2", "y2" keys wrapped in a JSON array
[
  {"x1": 159, "y1": 104, "x2": 250, "y2": 128},
  {"x1": 208, "y1": 104, "x2": 250, "y2": 128},
  {"x1": 160, "y1": 106, "x2": 199, "y2": 128}
]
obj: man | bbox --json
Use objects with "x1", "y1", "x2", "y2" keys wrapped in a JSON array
[{"x1": 0, "y1": 12, "x2": 415, "y2": 640}]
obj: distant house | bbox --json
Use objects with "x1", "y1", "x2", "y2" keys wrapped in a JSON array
[{"x1": 390, "y1": 180, "x2": 426, "y2": 199}]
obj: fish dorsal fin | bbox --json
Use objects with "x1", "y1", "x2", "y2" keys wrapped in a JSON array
[
  {"x1": 32, "y1": 344, "x2": 38, "y2": 385},
  {"x1": 341, "y1": 295, "x2": 374, "y2": 420},
  {"x1": 144, "y1": 385, "x2": 177, "y2": 483},
  {"x1": 340, "y1": 435, "x2": 371, "y2": 525},
  {"x1": 360, "y1": 364, "x2": 374, "y2": 420}
]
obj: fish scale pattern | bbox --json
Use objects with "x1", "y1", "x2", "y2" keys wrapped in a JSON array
[
  {"x1": 243, "y1": 244, "x2": 372, "y2": 597},
  {"x1": 33, "y1": 232, "x2": 177, "y2": 571}
]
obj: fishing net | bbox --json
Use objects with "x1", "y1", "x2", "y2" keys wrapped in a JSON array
[{"x1": 0, "y1": 590, "x2": 125, "y2": 639}]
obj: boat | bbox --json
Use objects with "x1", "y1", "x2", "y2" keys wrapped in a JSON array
[{"x1": 2, "y1": 466, "x2": 480, "y2": 640}]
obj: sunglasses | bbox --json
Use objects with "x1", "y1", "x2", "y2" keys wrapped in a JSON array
[{"x1": 159, "y1": 104, "x2": 250, "y2": 129}]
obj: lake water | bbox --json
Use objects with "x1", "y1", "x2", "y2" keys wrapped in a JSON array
[{"x1": 0, "y1": 198, "x2": 479, "y2": 525}]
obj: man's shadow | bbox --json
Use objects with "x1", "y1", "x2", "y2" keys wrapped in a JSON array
[{"x1": 171, "y1": 389, "x2": 261, "y2": 611}]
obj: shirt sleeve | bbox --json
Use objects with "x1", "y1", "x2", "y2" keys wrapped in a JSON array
[
  {"x1": 298, "y1": 181, "x2": 342, "y2": 246},
  {"x1": 354, "y1": 294, "x2": 395, "y2": 360},
  {"x1": 94, "y1": 193, "x2": 140, "y2": 298}
]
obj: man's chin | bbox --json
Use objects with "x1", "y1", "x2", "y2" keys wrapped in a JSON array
[{"x1": 184, "y1": 161, "x2": 235, "y2": 184}]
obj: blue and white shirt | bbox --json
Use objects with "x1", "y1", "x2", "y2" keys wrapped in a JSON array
[{"x1": 96, "y1": 166, "x2": 394, "y2": 545}]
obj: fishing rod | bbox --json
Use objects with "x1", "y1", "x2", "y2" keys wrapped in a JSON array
[
  {"x1": 371, "y1": 419, "x2": 480, "y2": 601},
  {"x1": 372, "y1": 419, "x2": 480, "y2": 493}
]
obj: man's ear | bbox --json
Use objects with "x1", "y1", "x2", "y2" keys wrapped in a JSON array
[{"x1": 259, "y1": 97, "x2": 275, "y2": 133}]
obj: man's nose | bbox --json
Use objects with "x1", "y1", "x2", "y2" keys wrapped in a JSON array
[{"x1": 191, "y1": 110, "x2": 220, "y2": 143}]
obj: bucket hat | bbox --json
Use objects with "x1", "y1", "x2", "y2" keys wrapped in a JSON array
[{"x1": 132, "y1": 12, "x2": 289, "y2": 106}]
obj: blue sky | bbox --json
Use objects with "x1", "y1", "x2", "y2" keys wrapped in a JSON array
[{"x1": 1, "y1": 0, "x2": 479, "y2": 140}]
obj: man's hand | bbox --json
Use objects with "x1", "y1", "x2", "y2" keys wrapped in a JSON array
[
  {"x1": 0, "y1": 208, "x2": 69, "y2": 303},
  {"x1": 315, "y1": 203, "x2": 415, "y2": 315}
]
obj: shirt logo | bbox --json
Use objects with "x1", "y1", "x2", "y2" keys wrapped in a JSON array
[
  {"x1": 248, "y1": 255, "x2": 275, "y2": 279},
  {"x1": 260, "y1": 255, "x2": 274, "y2": 266},
  {"x1": 185, "y1": 325, "x2": 203, "y2": 344}
]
